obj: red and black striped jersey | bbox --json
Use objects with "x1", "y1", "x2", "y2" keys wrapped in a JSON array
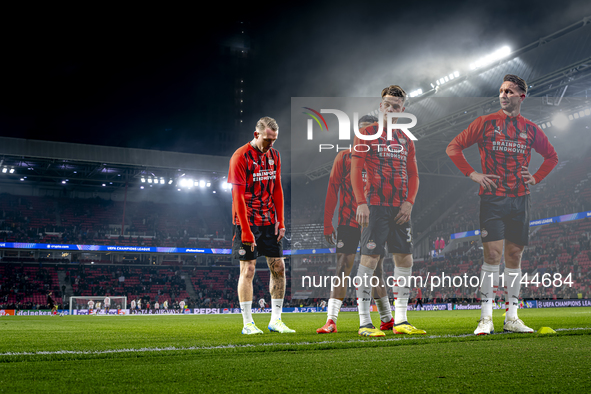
[
  {"x1": 351, "y1": 124, "x2": 419, "y2": 207},
  {"x1": 228, "y1": 143, "x2": 281, "y2": 227},
  {"x1": 447, "y1": 109, "x2": 558, "y2": 197},
  {"x1": 323, "y1": 150, "x2": 366, "y2": 234}
]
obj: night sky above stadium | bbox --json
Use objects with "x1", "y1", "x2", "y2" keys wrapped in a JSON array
[{"x1": 1, "y1": 0, "x2": 590, "y2": 157}]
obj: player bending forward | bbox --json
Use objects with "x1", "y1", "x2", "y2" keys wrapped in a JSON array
[
  {"x1": 228, "y1": 116, "x2": 295, "y2": 335},
  {"x1": 352, "y1": 85, "x2": 425, "y2": 337},
  {"x1": 447, "y1": 74, "x2": 558, "y2": 335},
  {"x1": 317, "y1": 115, "x2": 395, "y2": 334}
]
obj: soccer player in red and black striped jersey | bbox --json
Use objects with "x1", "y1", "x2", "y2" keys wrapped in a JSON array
[
  {"x1": 317, "y1": 115, "x2": 394, "y2": 334},
  {"x1": 447, "y1": 74, "x2": 558, "y2": 335},
  {"x1": 228, "y1": 116, "x2": 295, "y2": 335},
  {"x1": 351, "y1": 85, "x2": 424, "y2": 337}
]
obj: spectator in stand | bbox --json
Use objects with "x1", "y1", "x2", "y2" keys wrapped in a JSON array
[{"x1": 439, "y1": 237, "x2": 446, "y2": 254}]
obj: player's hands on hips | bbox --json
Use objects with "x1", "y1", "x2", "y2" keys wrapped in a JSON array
[
  {"x1": 324, "y1": 228, "x2": 336, "y2": 246},
  {"x1": 469, "y1": 171, "x2": 500, "y2": 192},
  {"x1": 521, "y1": 166, "x2": 536, "y2": 185},
  {"x1": 356, "y1": 203, "x2": 370, "y2": 227},
  {"x1": 275, "y1": 222, "x2": 285, "y2": 242},
  {"x1": 394, "y1": 201, "x2": 413, "y2": 225}
]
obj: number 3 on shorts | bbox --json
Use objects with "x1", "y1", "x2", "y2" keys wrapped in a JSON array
[{"x1": 406, "y1": 228, "x2": 412, "y2": 243}]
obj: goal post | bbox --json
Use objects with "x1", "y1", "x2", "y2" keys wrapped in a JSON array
[{"x1": 69, "y1": 296, "x2": 127, "y2": 315}]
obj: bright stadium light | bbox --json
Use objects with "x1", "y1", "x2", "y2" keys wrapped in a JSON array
[
  {"x1": 9, "y1": 168, "x2": 14, "y2": 174},
  {"x1": 552, "y1": 113, "x2": 569, "y2": 129},
  {"x1": 186, "y1": 179, "x2": 194, "y2": 188},
  {"x1": 1, "y1": 168, "x2": 6, "y2": 173},
  {"x1": 206, "y1": 182, "x2": 211, "y2": 187},
  {"x1": 470, "y1": 46, "x2": 511, "y2": 70},
  {"x1": 199, "y1": 180, "x2": 206, "y2": 188},
  {"x1": 160, "y1": 178, "x2": 165, "y2": 184},
  {"x1": 148, "y1": 178, "x2": 153, "y2": 183},
  {"x1": 141, "y1": 177, "x2": 146, "y2": 183},
  {"x1": 409, "y1": 89, "x2": 423, "y2": 98},
  {"x1": 168, "y1": 179, "x2": 173, "y2": 184},
  {"x1": 454, "y1": 71, "x2": 459, "y2": 78}
]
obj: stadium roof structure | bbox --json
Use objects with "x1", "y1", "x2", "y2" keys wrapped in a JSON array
[
  {"x1": 0, "y1": 136, "x2": 230, "y2": 190},
  {"x1": 305, "y1": 16, "x2": 591, "y2": 181}
]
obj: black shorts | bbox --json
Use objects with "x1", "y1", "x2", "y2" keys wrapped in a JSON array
[
  {"x1": 232, "y1": 224, "x2": 283, "y2": 261},
  {"x1": 336, "y1": 225, "x2": 361, "y2": 254},
  {"x1": 479, "y1": 194, "x2": 530, "y2": 246},
  {"x1": 360, "y1": 205, "x2": 413, "y2": 256}
]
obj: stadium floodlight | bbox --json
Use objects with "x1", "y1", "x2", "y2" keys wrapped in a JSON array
[
  {"x1": 409, "y1": 89, "x2": 423, "y2": 98},
  {"x1": 147, "y1": 178, "x2": 152, "y2": 183},
  {"x1": 574, "y1": 113, "x2": 579, "y2": 119},
  {"x1": 430, "y1": 83, "x2": 435, "y2": 88},
  {"x1": 141, "y1": 177, "x2": 145, "y2": 182},
  {"x1": 454, "y1": 71, "x2": 459, "y2": 78},
  {"x1": 206, "y1": 182, "x2": 211, "y2": 187},
  {"x1": 102, "y1": 184, "x2": 106, "y2": 187},
  {"x1": 160, "y1": 178, "x2": 165, "y2": 184},
  {"x1": 9, "y1": 168, "x2": 14, "y2": 174},
  {"x1": 62, "y1": 180, "x2": 66, "y2": 184},
  {"x1": 585, "y1": 109, "x2": 591, "y2": 116},
  {"x1": 140, "y1": 186, "x2": 144, "y2": 189},
  {"x1": 199, "y1": 180, "x2": 206, "y2": 188},
  {"x1": 168, "y1": 179, "x2": 173, "y2": 184},
  {"x1": 20, "y1": 178, "x2": 24, "y2": 181},
  {"x1": 469, "y1": 45, "x2": 511, "y2": 70},
  {"x1": 552, "y1": 113, "x2": 569, "y2": 129},
  {"x1": 186, "y1": 179, "x2": 194, "y2": 188},
  {"x1": 449, "y1": 73, "x2": 455, "y2": 80},
  {"x1": 579, "y1": 110, "x2": 585, "y2": 117},
  {"x1": 1, "y1": 168, "x2": 6, "y2": 173},
  {"x1": 568, "y1": 114, "x2": 574, "y2": 120}
]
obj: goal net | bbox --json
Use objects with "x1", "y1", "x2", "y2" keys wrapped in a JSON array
[{"x1": 69, "y1": 296, "x2": 127, "y2": 315}]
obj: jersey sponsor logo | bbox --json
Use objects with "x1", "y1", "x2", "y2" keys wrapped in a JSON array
[
  {"x1": 481, "y1": 229, "x2": 488, "y2": 238},
  {"x1": 336, "y1": 241, "x2": 344, "y2": 249},
  {"x1": 366, "y1": 241, "x2": 376, "y2": 250}
]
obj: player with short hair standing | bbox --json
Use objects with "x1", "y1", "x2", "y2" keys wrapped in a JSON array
[
  {"x1": 317, "y1": 115, "x2": 394, "y2": 334},
  {"x1": 258, "y1": 298, "x2": 267, "y2": 311},
  {"x1": 446, "y1": 74, "x2": 558, "y2": 335},
  {"x1": 130, "y1": 298, "x2": 136, "y2": 313},
  {"x1": 229, "y1": 116, "x2": 294, "y2": 335},
  {"x1": 47, "y1": 292, "x2": 57, "y2": 315},
  {"x1": 88, "y1": 299, "x2": 95, "y2": 314},
  {"x1": 104, "y1": 295, "x2": 111, "y2": 315},
  {"x1": 163, "y1": 299, "x2": 168, "y2": 311},
  {"x1": 352, "y1": 85, "x2": 424, "y2": 337}
]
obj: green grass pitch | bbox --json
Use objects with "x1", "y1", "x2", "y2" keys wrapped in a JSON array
[{"x1": 1, "y1": 308, "x2": 590, "y2": 393}]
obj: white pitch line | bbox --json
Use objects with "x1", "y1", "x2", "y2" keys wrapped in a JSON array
[{"x1": 1, "y1": 327, "x2": 589, "y2": 357}]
